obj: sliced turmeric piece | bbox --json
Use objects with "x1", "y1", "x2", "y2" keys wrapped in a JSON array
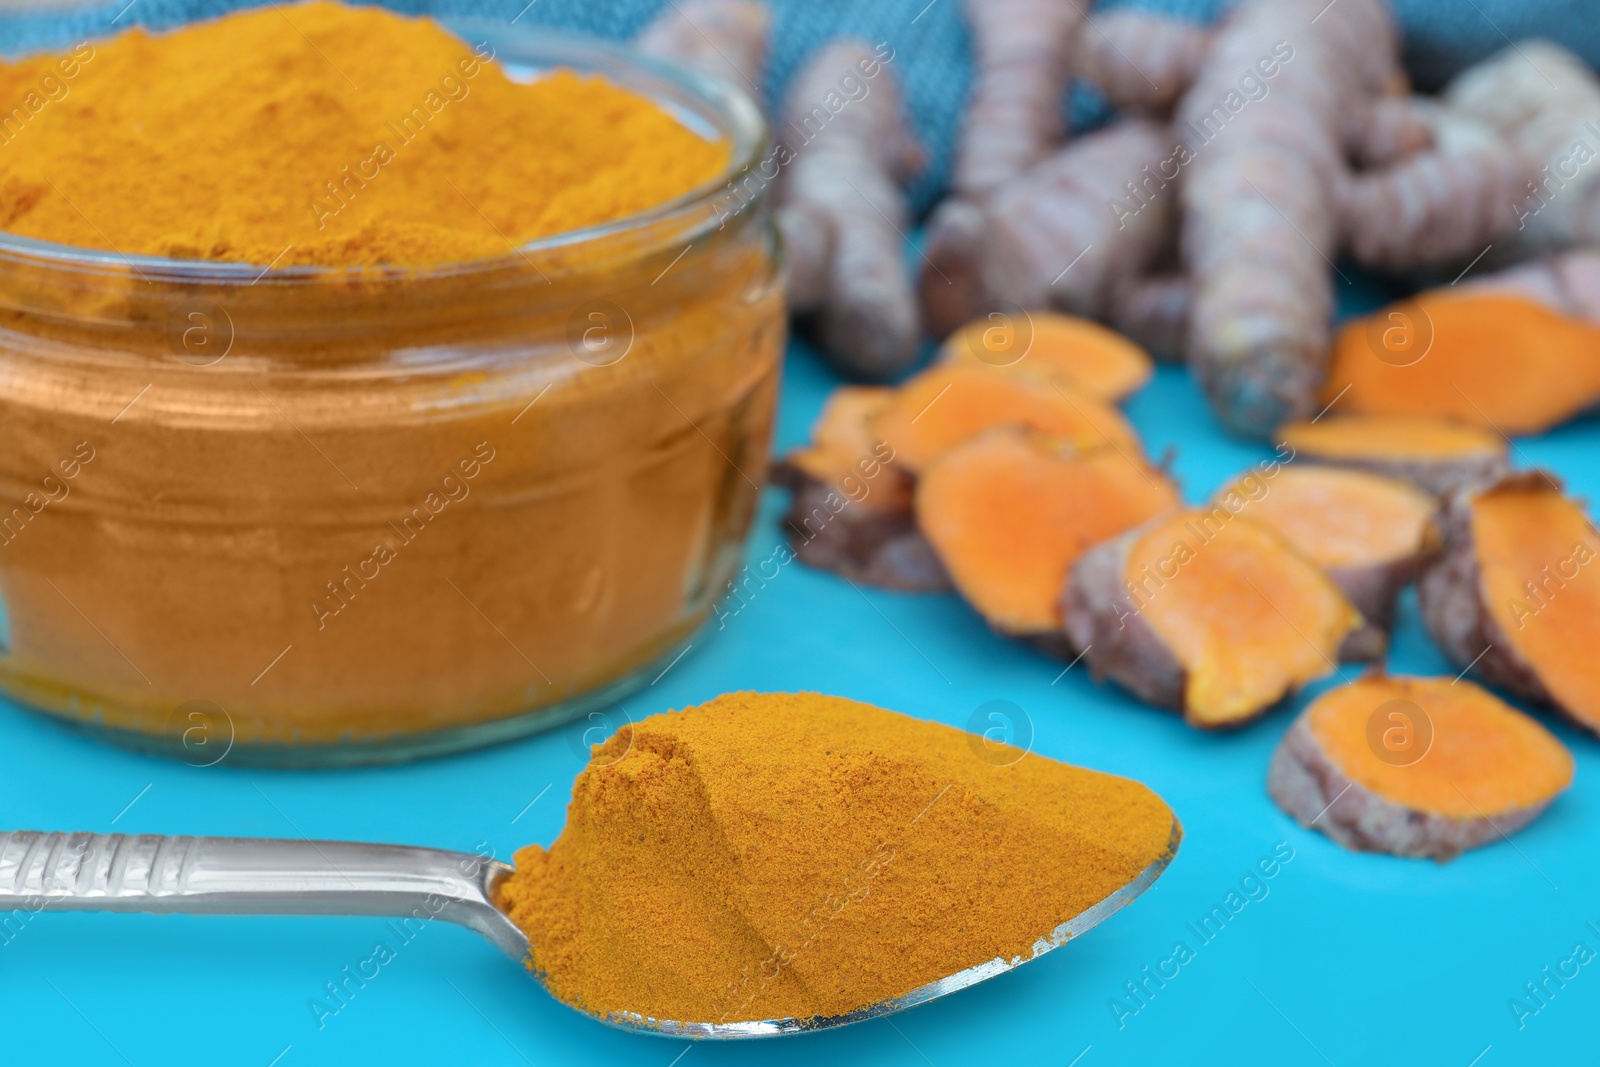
[
  {"x1": 772, "y1": 387, "x2": 949, "y2": 591},
  {"x1": 1214, "y1": 465, "x2": 1435, "y2": 660},
  {"x1": 1276, "y1": 414, "x2": 1508, "y2": 495},
  {"x1": 1419, "y1": 473, "x2": 1600, "y2": 735},
  {"x1": 874, "y1": 363, "x2": 1142, "y2": 473},
  {"x1": 1325, "y1": 293, "x2": 1600, "y2": 435},
  {"x1": 778, "y1": 386, "x2": 900, "y2": 486},
  {"x1": 939, "y1": 311, "x2": 1153, "y2": 403},
  {"x1": 1064, "y1": 510, "x2": 1360, "y2": 728},
  {"x1": 1269, "y1": 674, "x2": 1573, "y2": 861},
  {"x1": 809, "y1": 385, "x2": 897, "y2": 458},
  {"x1": 916, "y1": 428, "x2": 1179, "y2": 642}
]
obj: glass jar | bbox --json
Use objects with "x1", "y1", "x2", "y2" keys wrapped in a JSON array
[{"x1": 0, "y1": 24, "x2": 783, "y2": 765}]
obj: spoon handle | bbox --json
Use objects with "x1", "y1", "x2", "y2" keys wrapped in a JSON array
[{"x1": 0, "y1": 830, "x2": 528, "y2": 959}]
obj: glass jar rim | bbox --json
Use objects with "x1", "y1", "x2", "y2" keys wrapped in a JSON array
[{"x1": 0, "y1": 19, "x2": 770, "y2": 284}]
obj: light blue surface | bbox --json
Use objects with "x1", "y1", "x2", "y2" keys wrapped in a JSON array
[{"x1": 3, "y1": 309, "x2": 1599, "y2": 1064}]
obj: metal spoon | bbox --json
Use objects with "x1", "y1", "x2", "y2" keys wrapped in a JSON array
[{"x1": 0, "y1": 825, "x2": 1179, "y2": 1039}]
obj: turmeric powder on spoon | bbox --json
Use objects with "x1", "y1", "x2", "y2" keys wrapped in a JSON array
[{"x1": 500, "y1": 692, "x2": 1179, "y2": 1025}]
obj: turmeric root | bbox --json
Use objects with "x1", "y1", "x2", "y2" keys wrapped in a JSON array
[
  {"x1": 1325, "y1": 292, "x2": 1600, "y2": 435},
  {"x1": 1073, "y1": 9, "x2": 1212, "y2": 116},
  {"x1": 1339, "y1": 101, "x2": 1530, "y2": 272},
  {"x1": 778, "y1": 41, "x2": 922, "y2": 380},
  {"x1": 916, "y1": 428, "x2": 1179, "y2": 644},
  {"x1": 1444, "y1": 40, "x2": 1600, "y2": 256},
  {"x1": 1458, "y1": 248, "x2": 1600, "y2": 323},
  {"x1": 1276, "y1": 415, "x2": 1509, "y2": 496},
  {"x1": 950, "y1": 0, "x2": 1085, "y2": 199},
  {"x1": 921, "y1": 119, "x2": 1175, "y2": 340},
  {"x1": 1215, "y1": 466, "x2": 1435, "y2": 660},
  {"x1": 637, "y1": 3, "x2": 851, "y2": 321},
  {"x1": 873, "y1": 362, "x2": 1142, "y2": 474},
  {"x1": 1268, "y1": 674, "x2": 1573, "y2": 861},
  {"x1": 634, "y1": 0, "x2": 771, "y2": 92},
  {"x1": 1064, "y1": 510, "x2": 1360, "y2": 728},
  {"x1": 1108, "y1": 272, "x2": 1191, "y2": 364},
  {"x1": 938, "y1": 311, "x2": 1153, "y2": 403},
  {"x1": 1418, "y1": 473, "x2": 1600, "y2": 736},
  {"x1": 1177, "y1": 0, "x2": 1400, "y2": 437},
  {"x1": 774, "y1": 201, "x2": 835, "y2": 311},
  {"x1": 772, "y1": 387, "x2": 949, "y2": 592},
  {"x1": 1346, "y1": 95, "x2": 1437, "y2": 170}
]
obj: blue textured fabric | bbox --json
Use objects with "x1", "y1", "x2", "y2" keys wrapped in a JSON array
[{"x1": 4, "y1": 0, "x2": 1597, "y2": 210}]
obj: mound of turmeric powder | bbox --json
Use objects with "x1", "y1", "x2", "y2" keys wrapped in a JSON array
[
  {"x1": 500, "y1": 692, "x2": 1178, "y2": 1025},
  {"x1": 0, "y1": 2, "x2": 729, "y2": 267}
]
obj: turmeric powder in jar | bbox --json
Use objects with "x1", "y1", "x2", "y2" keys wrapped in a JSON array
[{"x1": 0, "y1": 4, "x2": 784, "y2": 762}]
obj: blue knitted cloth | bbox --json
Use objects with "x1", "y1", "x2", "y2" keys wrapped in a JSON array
[{"x1": 4, "y1": 0, "x2": 1596, "y2": 210}]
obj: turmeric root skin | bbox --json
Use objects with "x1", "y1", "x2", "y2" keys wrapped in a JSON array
[
  {"x1": 951, "y1": 0, "x2": 1085, "y2": 199},
  {"x1": 1458, "y1": 249, "x2": 1600, "y2": 323},
  {"x1": 1178, "y1": 0, "x2": 1399, "y2": 438},
  {"x1": 1329, "y1": 555, "x2": 1419, "y2": 662},
  {"x1": 920, "y1": 120, "x2": 1176, "y2": 340},
  {"x1": 776, "y1": 202, "x2": 835, "y2": 311},
  {"x1": 633, "y1": 0, "x2": 771, "y2": 91},
  {"x1": 1339, "y1": 101, "x2": 1530, "y2": 273},
  {"x1": 1418, "y1": 478, "x2": 1552, "y2": 704},
  {"x1": 1445, "y1": 40, "x2": 1600, "y2": 257},
  {"x1": 1063, "y1": 529, "x2": 1186, "y2": 711},
  {"x1": 1108, "y1": 273, "x2": 1192, "y2": 364},
  {"x1": 1073, "y1": 10, "x2": 1212, "y2": 117},
  {"x1": 778, "y1": 41, "x2": 923, "y2": 380},
  {"x1": 773, "y1": 461, "x2": 950, "y2": 592},
  {"x1": 773, "y1": 386, "x2": 950, "y2": 592},
  {"x1": 1269, "y1": 677, "x2": 1572, "y2": 861},
  {"x1": 1347, "y1": 96, "x2": 1436, "y2": 170}
]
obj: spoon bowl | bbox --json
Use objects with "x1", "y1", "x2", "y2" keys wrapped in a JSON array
[{"x1": 0, "y1": 824, "x2": 1178, "y2": 1039}]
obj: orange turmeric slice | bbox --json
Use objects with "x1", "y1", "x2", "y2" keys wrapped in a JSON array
[
  {"x1": 874, "y1": 363, "x2": 1142, "y2": 473},
  {"x1": 1279, "y1": 415, "x2": 1504, "y2": 463},
  {"x1": 1217, "y1": 466, "x2": 1433, "y2": 572},
  {"x1": 1065, "y1": 510, "x2": 1360, "y2": 727},
  {"x1": 1214, "y1": 465, "x2": 1435, "y2": 659},
  {"x1": 1269, "y1": 674, "x2": 1573, "y2": 860},
  {"x1": 1420, "y1": 473, "x2": 1600, "y2": 734},
  {"x1": 777, "y1": 385, "x2": 908, "y2": 511},
  {"x1": 1276, "y1": 414, "x2": 1508, "y2": 495},
  {"x1": 916, "y1": 428, "x2": 1179, "y2": 640},
  {"x1": 772, "y1": 387, "x2": 947, "y2": 591},
  {"x1": 940, "y1": 311, "x2": 1153, "y2": 403},
  {"x1": 810, "y1": 385, "x2": 896, "y2": 458},
  {"x1": 1325, "y1": 293, "x2": 1600, "y2": 435},
  {"x1": 779, "y1": 386, "x2": 904, "y2": 496}
]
